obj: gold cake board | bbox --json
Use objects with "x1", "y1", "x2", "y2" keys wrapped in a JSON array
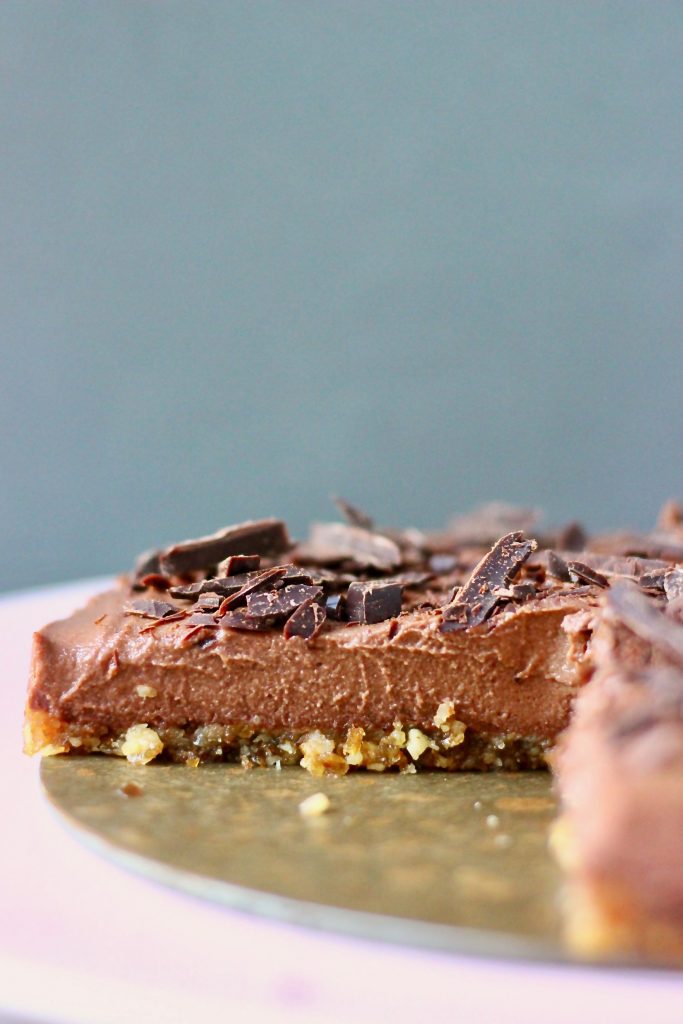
[{"x1": 41, "y1": 758, "x2": 583, "y2": 962}]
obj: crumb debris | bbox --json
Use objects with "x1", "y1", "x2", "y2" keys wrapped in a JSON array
[
  {"x1": 486, "y1": 814, "x2": 500, "y2": 829},
  {"x1": 118, "y1": 781, "x2": 144, "y2": 798},
  {"x1": 299, "y1": 792, "x2": 331, "y2": 818}
]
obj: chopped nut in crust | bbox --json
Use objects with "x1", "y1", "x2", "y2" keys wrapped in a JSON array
[
  {"x1": 120, "y1": 724, "x2": 164, "y2": 765},
  {"x1": 299, "y1": 731, "x2": 348, "y2": 776},
  {"x1": 406, "y1": 728, "x2": 436, "y2": 761}
]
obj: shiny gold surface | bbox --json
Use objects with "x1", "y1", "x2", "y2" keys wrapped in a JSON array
[{"x1": 42, "y1": 758, "x2": 568, "y2": 960}]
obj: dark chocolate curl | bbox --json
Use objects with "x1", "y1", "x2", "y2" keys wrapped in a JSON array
[
  {"x1": 125, "y1": 599, "x2": 178, "y2": 620},
  {"x1": 441, "y1": 532, "x2": 537, "y2": 629},
  {"x1": 159, "y1": 519, "x2": 290, "y2": 575},
  {"x1": 284, "y1": 597, "x2": 326, "y2": 640},
  {"x1": 246, "y1": 585, "x2": 324, "y2": 620}
]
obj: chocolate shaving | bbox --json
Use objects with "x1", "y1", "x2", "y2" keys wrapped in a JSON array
[
  {"x1": 664, "y1": 569, "x2": 683, "y2": 602},
  {"x1": 216, "y1": 567, "x2": 288, "y2": 615},
  {"x1": 283, "y1": 597, "x2": 326, "y2": 640},
  {"x1": 639, "y1": 569, "x2": 669, "y2": 592},
  {"x1": 196, "y1": 593, "x2": 222, "y2": 612},
  {"x1": 137, "y1": 573, "x2": 171, "y2": 591},
  {"x1": 607, "y1": 582, "x2": 683, "y2": 668},
  {"x1": 215, "y1": 554, "x2": 261, "y2": 577},
  {"x1": 346, "y1": 581, "x2": 402, "y2": 624},
  {"x1": 125, "y1": 599, "x2": 178, "y2": 620},
  {"x1": 133, "y1": 548, "x2": 161, "y2": 580},
  {"x1": 304, "y1": 522, "x2": 401, "y2": 572},
  {"x1": 219, "y1": 608, "x2": 273, "y2": 632},
  {"x1": 441, "y1": 532, "x2": 537, "y2": 629},
  {"x1": 547, "y1": 551, "x2": 571, "y2": 582},
  {"x1": 139, "y1": 610, "x2": 189, "y2": 632},
  {"x1": 186, "y1": 612, "x2": 220, "y2": 627},
  {"x1": 246, "y1": 584, "x2": 324, "y2": 621},
  {"x1": 567, "y1": 561, "x2": 609, "y2": 589},
  {"x1": 159, "y1": 518, "x2": 290, "y2": 576},
  {"x1": 325, "y1": 594, "x2": 346, "y2": 620},
  {"x1": 331, "y1": 496, "x2": 374, "y2": 531}
]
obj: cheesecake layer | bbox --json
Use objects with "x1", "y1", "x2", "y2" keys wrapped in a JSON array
[{"x1": 25, "y1": 584, "x2": 588, "y2": 770}]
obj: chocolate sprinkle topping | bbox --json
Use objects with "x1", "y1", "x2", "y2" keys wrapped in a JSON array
[
  {"x1": 346, "y1": 581, "x2": 402, "y2": 624},
  {"x1": 325, "y1": 594, "x2": 346, "y2": 620},
  {"x1": 216, "y1": 567, "x2": 288, "y2": 615},
  {"x1": 219, "y1": 608, "x2": 273, "y2": 632},
  {"x1": 547, "y1": 551, "x2": 571, "y2": 582},
  {"x1": 125, "y1": 599, "x2": 178, "y2": 620},
  {"x1": 159, "y1": 518, "x2": 290, "y2": 576},
  {"x1": 283, "y1": 597, "x2": 326, "y2": 640},
  {"x1": 215, "y1": 554, "x2": 261, "y2": 577},
  {"x1": 441, "y1": 532, "x2": 537, "y2": 629},
  {"x1": 566, "y1": 560, "x2": 609, "y2": 589},
  {"x1": 305, "y1": 522, "x2": 401, "y2": 572},
  {"x1": 664, "y1": 569, "x2": 683, "y2": 602},
  {"x1": 332, "y1": 496, "x2": 375, "y2": 531},
  {"x1": 246, "y1": 584, "x2": 324, "y2": 621}
]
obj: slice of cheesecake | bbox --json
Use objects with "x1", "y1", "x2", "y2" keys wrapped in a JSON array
[
  {"x1": 24, "y1": 507, "x2": 594, "y2": 775},
  {"x1": 552, "y1": 576, "x2": 683, "y2": 964}
]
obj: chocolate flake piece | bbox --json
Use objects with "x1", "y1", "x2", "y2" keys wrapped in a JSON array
[
  {"x1": 346, "y1": 581, "x2": 403, "y2": 624},
  {"x1": 547, "y1": 551, "x2": 571, "y2": 582},
  {"x1": 283, "y1": 597, "x2": 326, "y2": 640},
  {"x1": 325, "y1": 593, "x2": 346, "y2": 620},
  {"x1": 607, "y1": 582, "x2": 683, "y2": 668},
  {"x1": 216, "y1": 567, "x2": 288, "y2": 615},
  {"x1": 139, "y1": 610, "x2": 189, "y2": 632},
  {"x1": 567, "y1": 560, "x2": 609, "y2": 589},
  {"x1": 186, "y1": 612, "x2": 220, "y2": 628},
  {"x1": 196, "y1": 593, "x2": 222, "y2": 612},
  {"x1": 246, "y1": 584, "x2": 324, "y2": 620},
  {"x1": 138, "y1": 573, "x2": 171, "y2": 591},
  {"x1": 639, "y1": 569, "x2": 669, "y2": 592},
  {"x1": 159, "y1": 519, "x2": 290, "y2": 576},
  {"x1": 305, "y1": 522, "x2": 401, "y2": 572},
  {"x1": 215, "y1": 554, "x2": 261, "y2": 577},
  {"x1": 133, "y1": 548, "x2": 161, "y2": 579},
  {"x1": 125, "y1": 599, "x2": 178, "y2": 620},
  {"x1": 664, "y1": 569, "x2": 683, "y2": 602},
  {"x1": 331, "y1": 496, "x2": 375, "y2": 531},
  {"x1": 441, "y1": 532, "x2": 537, "y2": 629},
  {"x1": 219, "y1": 608, "x2": 273, "y2": 632}
]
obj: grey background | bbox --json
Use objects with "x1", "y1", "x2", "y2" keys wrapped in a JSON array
[{"x1": 1, "y1": 1, "x2": 682, "y2": 592}]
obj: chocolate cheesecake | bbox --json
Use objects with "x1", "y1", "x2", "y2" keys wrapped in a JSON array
[
  {"x1": 26, "y1": 502, "x2": 596, "y2": 773},
  {"x1": 23, "y1": 499, "x2": 683, "y2": 961},
  {"x1": 552, "y1": 573, "x2": 683, "y2": 963}
]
